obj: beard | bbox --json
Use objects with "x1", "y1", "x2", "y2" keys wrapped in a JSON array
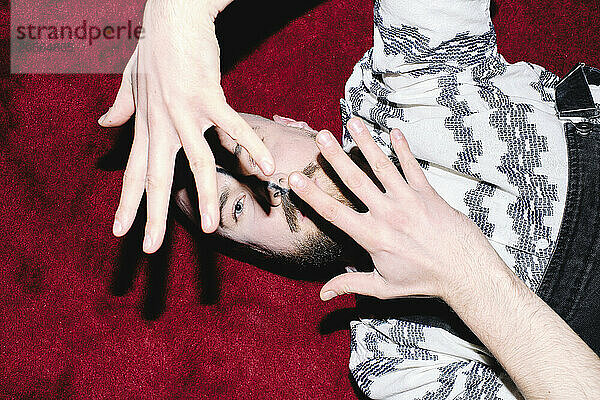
[{"x1": 269, "y1": 156, "x2": 366, "y2": 277}]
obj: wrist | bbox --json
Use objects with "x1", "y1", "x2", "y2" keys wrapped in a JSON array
[
  {"x1": 437, "y1": 222, "x2": 509, "y2": 304},
  {"x1": 442, "y1": 252, "x2": 514, "y2": 311}
]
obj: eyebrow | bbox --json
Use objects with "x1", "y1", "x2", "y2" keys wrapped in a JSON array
[
  {"x1": 218, "y1": 185, "x2": 230, "y2": 228},
  {"x1": 216, "y1": 167, "x2": 232, "y2": 228},
  {"x1": 215, "y1": 166, "x2": 292, "y2": 229}
]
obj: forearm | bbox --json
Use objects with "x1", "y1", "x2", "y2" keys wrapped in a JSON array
[{"x1": 444, "y1": 246, "x2": 600, "y2": 399}]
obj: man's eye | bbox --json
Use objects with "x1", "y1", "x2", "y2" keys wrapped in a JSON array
[{"x1": 232, "y1": 195, "x2": 245, "y2": 222}]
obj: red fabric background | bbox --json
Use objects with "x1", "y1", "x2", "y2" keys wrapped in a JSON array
[{"x1": 1, "y1": 0, "x2": 599, "y2": 398}]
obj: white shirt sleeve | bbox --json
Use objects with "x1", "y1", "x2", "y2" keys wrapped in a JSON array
[{"x1": 350, "y1": 319, "x2": 524, "y2": 399}]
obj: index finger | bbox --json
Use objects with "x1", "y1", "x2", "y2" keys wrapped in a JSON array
[
  {"x1": 212, "y1": 103, "x2": 275, "y2": 176},
  {"x1": 288, "y1": 172, "x2": 369, "y2": 247}
]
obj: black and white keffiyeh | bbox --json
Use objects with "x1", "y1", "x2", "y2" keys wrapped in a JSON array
[{"x1": 340, "y1": 0, "x2": 600, "y2": 398}]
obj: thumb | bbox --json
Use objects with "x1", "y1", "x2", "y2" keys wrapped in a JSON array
[
  {"x1": 320, "y1": 271, "x2": 384, "y2": 301},
  {"x1": 98, "y1": 74, "x2": 135, "y2": 127}
]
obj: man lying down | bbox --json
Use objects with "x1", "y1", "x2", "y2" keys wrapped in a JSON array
[{"x1": 173, "y1": 0, "x2": 600, "y2": 398}]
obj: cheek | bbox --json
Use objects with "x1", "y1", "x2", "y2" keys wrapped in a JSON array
[
  {"x1": 250, "y1": 211, "x2": 317, "y2": 254},
  {"x1": 225, "y1": 211, "x2": 295, "y2": 253}
]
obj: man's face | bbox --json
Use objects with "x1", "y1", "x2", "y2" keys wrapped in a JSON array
[{"x1": 212, "y1": 113, "x2": 352, "y2": 268}]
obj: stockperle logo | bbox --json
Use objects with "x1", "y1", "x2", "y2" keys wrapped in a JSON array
[{"x1": 10, "y1": 0, "x2": 144, "y2": 74}]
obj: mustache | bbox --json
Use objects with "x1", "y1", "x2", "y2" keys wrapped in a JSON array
[
  {"x1": 281, "y1": 192, "x2": 300, "y2": 233},
  {"x1": 268, "y1": 161, "x2": 319, "y2": 233},
  {"x1": 264, "y1": 180, "x2": 299, "y2": 233}
]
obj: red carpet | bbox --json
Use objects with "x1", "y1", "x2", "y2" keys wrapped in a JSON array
[{"x1": 1, "y1": 0, "x2": 598, "y2": 398}]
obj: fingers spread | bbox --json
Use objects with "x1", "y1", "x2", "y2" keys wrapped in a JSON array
[
  {"x1": 390, "y1": 129, "x2": 430, "y2": 191},
  {"x1": 346, "y1": 118, "x2": 404, "y2": 191},
  {"x1": 315, "y1": 130, "x2": 382, "y2": 207}
]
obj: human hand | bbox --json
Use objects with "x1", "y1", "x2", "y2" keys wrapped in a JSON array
[
  {"x1": 98, "y1": 0, "x2": 274, "y2": 253},
  {"x1": 288, "y1": 118, "x2": 497, "y2": 302}
]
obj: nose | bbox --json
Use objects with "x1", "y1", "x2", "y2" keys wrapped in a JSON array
[{"x1": 266, "y1": 173, "x2": 289, "y2": 207}]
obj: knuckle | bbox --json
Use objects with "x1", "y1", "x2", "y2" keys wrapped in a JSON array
[
  {"x1": 382, "y1": 205, "x2": 410, "y2": 230},
  {"x1": 370, "y1": 231, "x2": 392, "y2": 253},
  {"x1": 145, "y1": 175, "x2": 168, "y2": 192},
  {"x1": 123, "y1": 171, "x2": 144, "y2": 188},
  {"x1": 415, "y1": 176, "x2": 434, "y2": 193},
  {"x1": 159, "y1": 138, "x2": 181, "y2": 155},
  {"x1": 345, "y1": 172, "x2": 364, "y2": 190},
  {"x1": 151, "y1": 217, "x2": 167, "y2": 230},
  {"x1": 299, "y1": 180, "x2": 314, "y2": 196},
  {"x1": 114, "y1": 206, "x2": 129, "y2": 222},
  {"x1": 374, "y1": 292, "x2": 391, "y2": 300},
  {"x1": 225, "y1": 125, "x2": 243, "y2": 141},
  {"x1": 320, "y1": 140, "x2": 339, "y2": 156},
  {"x1": 123, "y1": 70, "x2": 133, "y2": 85},
  {"x1": 242, "y1": 155, "x2": 260, "y2": 175},
  {"x1": 339, "y1": 283, "x2": 353, "y2": 295},
  {"x1": 354, "y1": 124, "x2": 369, "y2": 136},
  {"x1": 188, "y1": 156, "x2": 214, "y2": 174},
  {"x1": 161, "y1": 93, "x2": 174, "y2": 111},
  {"x1": 146, "y1": 110, "x2": 157, "y2": 128},
  {"x1": 322, "y1": 204, "x2": 339, "y2": 223},
  {"x1": 373, "y1": 157, "x2": 395, "y2": 174},
  {"x1": 170, "y1": 142, "x2": 182, "y2": 155}
]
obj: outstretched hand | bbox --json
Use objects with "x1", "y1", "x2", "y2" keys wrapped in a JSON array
[
  {"x1": 288, "y1": 118, "x2": 494, "y2": 302},
  {"x1": 99, "y1": 0, "x2": 275, "y2": 253}
]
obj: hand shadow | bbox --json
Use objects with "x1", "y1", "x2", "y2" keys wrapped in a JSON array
[{"x1": 100, "y1": 145, "x2": 218, "y2": 320}]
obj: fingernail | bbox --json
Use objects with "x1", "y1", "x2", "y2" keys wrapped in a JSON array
[
  {"x1": 321, "y1": 291, "x2": 337, "y2": 301},
  {"x1": 289, "y1": 173, "x2": 306, "y2": 189},
  {"x1": 98, "y1": 112, "x2": 108, "y2": 125},
  {"x1": 112, "y1": 219, "x2": 122, "y2": 236},
  {"x1": 316, "y1": 131, "x2": 333, "y2": 147},
  {"x1": 201, "y1": 213, "x2": 213, "y2": 231},
  {"x1": 261, "y1": 159, "x2": 275, "y2": 175},
  {"x1": 391, "y1": 129, "x2": 404, "y2": 142},
  {"x1": 348, "y1": 118, "x2": 363, "y2": 132},
  {"x1": 143, "y1": 233, "x2": 153, "y2": 252}
]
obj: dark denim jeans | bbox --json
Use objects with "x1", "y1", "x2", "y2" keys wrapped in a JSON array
[{"x1": 536, "y1": 121, "x2": 600, "y2": 356}]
